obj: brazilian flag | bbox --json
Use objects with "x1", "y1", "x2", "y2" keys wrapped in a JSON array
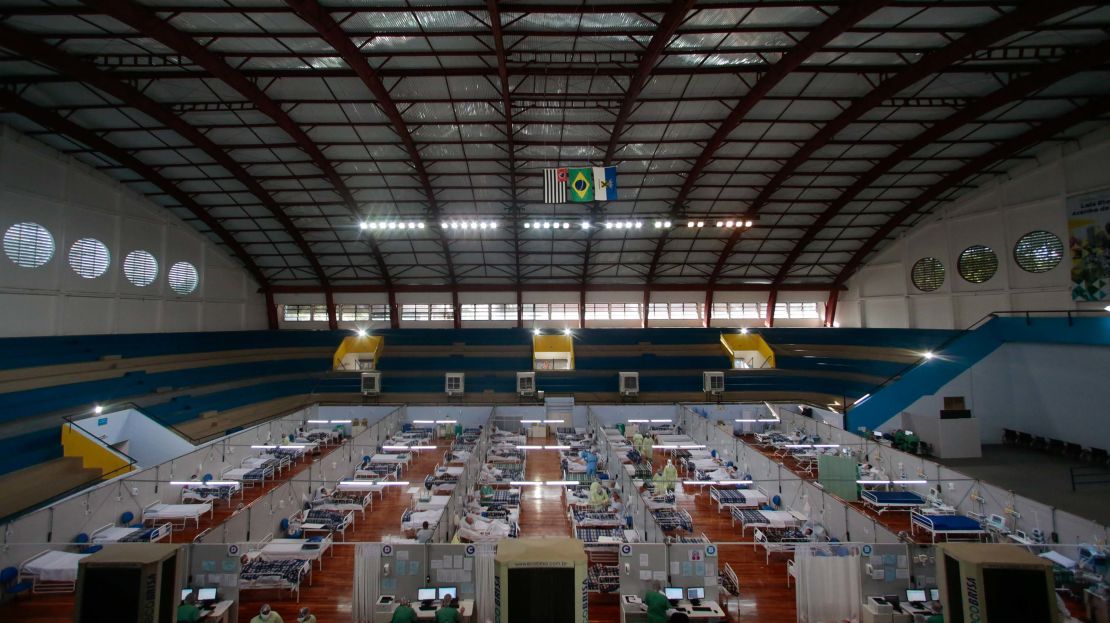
[{"x1": 567, "y1": 168, "x2": 594, "y2": 202}]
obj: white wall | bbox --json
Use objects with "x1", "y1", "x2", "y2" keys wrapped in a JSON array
[
  {"x1": 839, "y1": 129, "x2": 1110, "y2": 329},
  {"x1": 0, "y1": 126, "x2": 266, "y2": 336},
  {"x1": 72, "y1": 408, "x2": 195, "y2": 468},
  {"x1": 894, "y1": 342, "x2": 1110, "y2": 451}
]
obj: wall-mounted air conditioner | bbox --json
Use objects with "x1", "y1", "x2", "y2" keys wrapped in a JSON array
[
  {"x1": 517, "y1": 372, "x2": 536, "y2": 397},
  {"x1": 703, "y1": 371, "x2": 724, "y2": 395},
  {"x1": 445, "y1": 372, "x2": 465, "y2": 397},
  {"x1": 619, "y1": 372, "x2": 639, "y2": 396},
  {"x1": 361, "y1": 371, "x2": 381, "y2": 396}
]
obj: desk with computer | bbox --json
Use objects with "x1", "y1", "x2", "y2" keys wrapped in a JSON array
[
  {"x1": 620, "y1": 587, "x2": 726, "y2": 622},
  {"x1": 181, "y1": 587, "x2": 235, "y2": 623},
  {"x1": 374, "y1": 586, "x2": 474, "y2": 622},
  {"x1": 862, "y1": 588, "x2": 941, "y2": 623}
]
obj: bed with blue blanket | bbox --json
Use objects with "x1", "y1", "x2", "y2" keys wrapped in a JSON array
[
  {"x1": 239, "y1": 558, "x2": 311, "y2": 602},
  {"x1": 861, "y1": 489, "x2": 927, "y2": 514},
  {"x1": 480, "y1": 489, "x2": 521, "y2": 507},
  {"x1": 571, "y1": 508, "x2": 624, "y2": 527},
  {"x1": 651, "y1": 508, "x2": 693, "y2": 533},
  {"x1": 709, "y1": 486, "x2": 768, "y2": 512},
  {"x1": 910, "y1": 509, "x2": 985, "y2": 542}
]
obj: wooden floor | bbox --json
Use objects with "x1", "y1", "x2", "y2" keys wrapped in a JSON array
[{"x1": 0, "y1": 435, "x2": 792, "y2": 623}]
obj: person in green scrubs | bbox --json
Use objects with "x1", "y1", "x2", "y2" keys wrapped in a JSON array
[
  {"x1": 390, "y1": 598, "x2": 417, "y2": 623},
  {"x1": 435, "y1": 594, "x2": 460, "y2": 623},
  {"x1": 296, "y1": 607, "x2": 316, "y2": 623},
  {"x1": 176, "y1": 593, "x2": 201, "y2": 622},
  {"x1": 250, "y1": 604, "x2": 284, "y2": 623},
  {"x1": 643, "y1": 581, "x2": 670, "y2": 623}
]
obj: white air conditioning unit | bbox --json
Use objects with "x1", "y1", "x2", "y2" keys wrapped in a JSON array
[
  {"x1": 703, "y1": 371, "x2": 724, "y2": 395},
  {"x1": 361, "y1": 371, "x2": 381, "y2": 396},
  {"x1": 516, "y1": 372, "x2": 536, "y2": 397},
  {"x1": 619, "y1": 372, "x2": 639, "y2": 396},
  {"x1": 445, "y1": 372, "x2": 465, "y2": 397}
]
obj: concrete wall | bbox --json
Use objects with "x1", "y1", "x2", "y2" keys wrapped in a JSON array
[
  {"x1": 839, "y1": 129, "x2": 1110, "y2": 329},
  {"x1": 893, "y1": 342, "x2": 1110, "y2": 451},
  {"x1": 0, "y1": 126, "x2": 266, "y2": 336}
]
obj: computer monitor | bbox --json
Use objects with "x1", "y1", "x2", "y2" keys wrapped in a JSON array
[
  {"x1": 687, "y1": 587, "x2": 705, "y2": 601},
  {"x1": 181, "y1": 588, "x2": 193, "y2": 601},
  {"x1": 906, "y1": 589, "x2": 927, "y2": 602},
  {"x1": 437, "y1": 587, "x2": 457, "y2": 601},
  {"x1": 930, "y1": 589, "x2": 940, "y2": 601},
  {"x1": 197, "y1": 587, "x2": 217, "y2": 602},
  {"x1": 663, "y1": 587, "x2": 684, "y2": 601},
  {"x1": 417, "y1": 588, "x2": 437, "y2": 602}
]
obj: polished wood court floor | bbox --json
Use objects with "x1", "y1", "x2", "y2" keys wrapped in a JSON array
[{"x1": 0, "y1": 435, "x2": 792, "y2": 622}]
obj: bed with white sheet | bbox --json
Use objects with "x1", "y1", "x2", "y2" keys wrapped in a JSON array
[
  {"x1": 180, "y1": 481, "x2": 243, "y2": 505},
  {"x1": 709, "y1": 487, "x2": 768, "y2": 512},
  {"x1": 19, "y1": 550, "x2": 90, "y2": 593},
  {"x1": 252, "y1": 533, "x2": 333, "y2": 569},
  {"x1": 311, "y1": 490, "x2": 373, "y2": 518},
  {"x1": 91, "y1": 522, "x2": 173, "y2": 544},
  {"x1": 454, "y1": 514, "x2": 519, "y2": 542},
  {"x1": 401, "y1": 508, "x2": 445, "y2": 534},
  {"x1": 142, "y1": 501, "x2": 213, "y2": 531},
  {"x1": 222, "y1": 459, "x2": 276, "y2": 486},
  {"x1": 301, "y1": 428, "x2": 341, "y2": 444},
  {"x1": 415, "y1": 494, "x2": 452, "y2": 511},
  {"x1": 730, "y1": 508, "x2": 808, "y2": 534},
  {"x1": 370, "y1": 452, "x2": 412, "y2": 467}
]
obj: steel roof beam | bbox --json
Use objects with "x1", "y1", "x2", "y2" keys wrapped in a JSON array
[
  {"x1": 7, "y1": 62, "x2": 1096, "y2": 81},
  {"x1": 646, "y1": 1, "x2": 886, "y2": 289},
  {"x1": 269, "y1": 283, "x2": 844, "y2": 294},
  {"x1": 0, "y1": 90, "x2": 269, "y2": 289},
  {"x1": 80, "y1": 0, "x2": 393, "y2": 294},
  {"x1": 705, "y1": 1, "x2": 1095, "y2": 288},
  {"x1": 771, "y1": 39, "x2": 1110, "y2": 285},
  {"x1": 484, "y1": 0, "x2": 521, "y2": 290},
  {"x1": 835, "y1": 97, "x2": 1110, "y2": 285},
  {"x1": 0, "y1": 23, "x2": 333, "y2": 289},
  {"x1": 285, "y1": 0, "x2": 456, "y2": 286},
  {"x1": 603, "y1": 0, "x2": 695, "y2": 166}
]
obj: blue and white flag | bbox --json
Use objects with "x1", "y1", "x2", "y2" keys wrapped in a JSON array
[{"x1": 592, "y1": 166, "x2": 618, "y2": 201}]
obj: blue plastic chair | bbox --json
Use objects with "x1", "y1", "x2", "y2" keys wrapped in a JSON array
[
  {"x1": 0, "y1": 566, "x2": 32, "y2": 598},
  {"x1": 202, "y1": 473, "x2": 213, "y2": 483},
  {"x1": 771, "y1": 494, "x2": 782, "y2": 507},
  {"x1": 120, "y1": 511, "x2": 136, "y2": 527}
]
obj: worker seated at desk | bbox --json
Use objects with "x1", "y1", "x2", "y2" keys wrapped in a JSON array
[
  {"x1": 435, "y1": 594, "x2": 460, "y2": 623},
  {"x1": 391, "y1": 598, "x2": 418, "y2": 623},
  {"x1": 177, "y1": 592, "x2": 201, "y2": 622}
]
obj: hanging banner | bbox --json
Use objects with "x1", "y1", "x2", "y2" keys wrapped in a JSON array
[{"x1": 1068, "y1": 190, "x2": 1110, "y2": 301}]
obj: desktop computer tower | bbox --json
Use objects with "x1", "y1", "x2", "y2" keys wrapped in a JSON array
[
  {"x1": 74, "y1": 543, "x2": 184, "y2": 623},
  {"x1": 935, "y1": 543, "x2": 1060, "y2": 623}
]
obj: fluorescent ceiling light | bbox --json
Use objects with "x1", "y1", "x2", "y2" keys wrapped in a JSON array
[
  {"x1": 545, "y1": 480, "x2": 578, "y2": 486},
  {"x1": 510, "y1": 481, "x2": 542, "y2": 486},
  {"x1": 171, "y1": 481, "x2": 238, "y2": 486}
]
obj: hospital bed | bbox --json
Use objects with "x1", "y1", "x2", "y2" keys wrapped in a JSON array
[
  {"x1": 414, "y1": 494, "x2": 453, "y2": 512},
  {"x1": 587, "y1": 563, "x2": 620, "y2": 593},
  {"x1": 910, "y1": 509, "x2": 986, "y2": 542},
  {"x1": 623, "y1": 463, "x2": 654, "y2": 480},
  {"x1": 370, "y1": 452, "x2": 412, "y2": 468},
  {"x1": 222, "y1": 460, "x2": 276, "y2": 487},
  {"x1": 753, "y1": 527, "x2": 809, "y2": 564},
  {"x1": 292, "y1": 508, "x2": 354, "y2": 540},
  {"x1": 730, "y1": 508, "x2": 808, "y2": 534},
  {"x1": 180, "y1": 481, "x2": 243, "y2": 505},
  {"x1": 651, "y1": 508, "x2": 693, "y2": 533},
  {"x1": 311, "y1": 489, "x2": 373, "y2": 518},
  {"x1": 300, "y1": 428, "x2": 341, "y2": 445},
  {"x1": 860, "y1": 489, "x2": 927, "y2": 514},
  {"x1": 239, "y1": 558, "x2": 311, "y2": 602},
  {"x1": 454, "y1": 514, "x2": 519, "y2": 543},
  {"x1": 251, "y1": 533, "x2": 333, "y2": 569},
  {"x1": 19, "y1": 550, "x2": 90, "y2": 593},
  {"x1": 91, "y1": 522, "x2": 173, "y2": 544},
  {"x1": 709, "y1": 486, "x2": 768, "y2": 512},
  {"x1": 401, "y1": 508, "x2": 445, "y2": 535},
  {"x1": 575, "y1": 526, "x2": 640, "y2": 546},
  {"x1": 142, "y1": 501, "x2": 213, "y2": 531},
  {"x1": 480, "y1": 488, "x2": 521, "y2": 507},
  {"x1": 570, "y1": 508, "x2": 624, "y2": 528}
]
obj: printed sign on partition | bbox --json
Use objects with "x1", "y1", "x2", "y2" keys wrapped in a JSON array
[
  {"x1": 382, "y1": 544, "x2": 394, "y2": 557},
  {"x1": 1068, "y1": 190, "x2": 1110, "y2": 301}
]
